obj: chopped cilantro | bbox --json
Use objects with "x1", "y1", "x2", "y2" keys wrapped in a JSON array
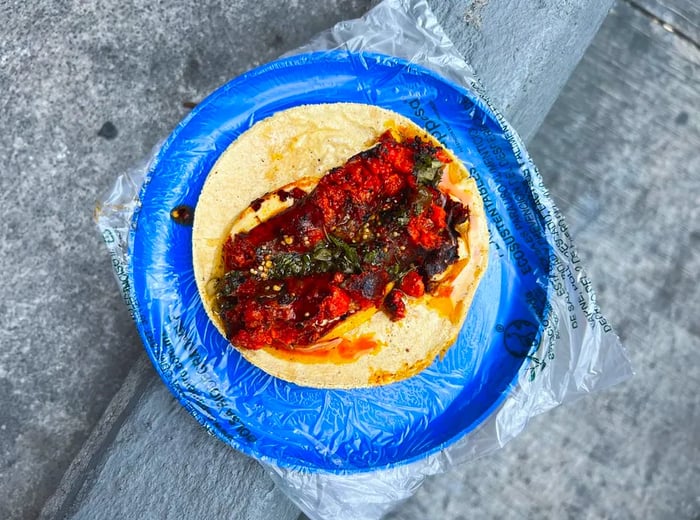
[
  {"x1": 414, "y1": 151, "x2": 444, "y2": 188},
  {"x1": 268, "y1": 235, "x2": 361, "y2": 279}
]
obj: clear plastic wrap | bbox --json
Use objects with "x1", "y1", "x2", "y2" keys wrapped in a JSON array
[{"x1": 95, "y1": 1, "x2": 632, "y2": 519}]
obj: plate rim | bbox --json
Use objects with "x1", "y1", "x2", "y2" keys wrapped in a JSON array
[{"x1": 127, "y1": 49, "x2": 553, "y2": 474}]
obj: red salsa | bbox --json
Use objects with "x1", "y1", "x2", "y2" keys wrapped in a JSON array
[{"x1": 216, "y1": 130, "x2": 469, "y2": 350}]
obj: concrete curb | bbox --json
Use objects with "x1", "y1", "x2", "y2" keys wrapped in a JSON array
[
  {"x1": 39, "y1": 1, "x2": 615, "y2": 518},
  {"x1": 39, "y1": 355, "x2": 155, "y2": 520}
]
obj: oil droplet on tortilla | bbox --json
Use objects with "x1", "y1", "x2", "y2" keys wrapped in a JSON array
[{"x1": 267, "y1": 335, "x2": 381, "y2": 365}]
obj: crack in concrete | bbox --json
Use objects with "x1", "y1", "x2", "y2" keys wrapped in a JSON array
[{"x1": 622, "y1": 0, "x2": 700, "y2": 52}]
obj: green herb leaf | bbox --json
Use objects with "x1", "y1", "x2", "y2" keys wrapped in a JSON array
[
  {"x1": 327, "y1": 234, "x2": 361, "y2": 272},
  {"x1": 387, "y1": 262, "x2": 412, "y2": 281},
  {"x1": 313, "y1": 247, "x2": 334, "y2": 262},
  {"x1": 267, "y1": 235, "x2": 362, "y2": 279},
  {"x1": 269, "y1": 252, "x2": 306, "y2": 278},
  {"x1": 414, "y1": 151, "x2": 444, "y2": 188}
]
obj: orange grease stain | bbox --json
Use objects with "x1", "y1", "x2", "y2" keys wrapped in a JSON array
[
  {"x1": 266, "y1": 335, "x2": 381, "y2": 365},
  {"x1": 426, "y1": 296, "x2": 455, "y2": 319}
]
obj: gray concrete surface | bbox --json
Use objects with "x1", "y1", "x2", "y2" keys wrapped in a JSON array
[
  {"x1": 46, "y1": 359, "x2": 299, "y2": 520},
  {"x1": 429, "y1": 0, "x2": 615, "y2": 143},
  {"x1": 0, "y1": 2, "x2": 372, "y2": 518},
  {"x1": 0, "y1": 1, "x2": 617, "y2": 518},
  {"x1": 35, "y1": 1, "x2": 607, "y2": 518},
  {"x1": 387, "y1": 1, "x2": 700, "y2": 517},
  {"x1": 3, "y1": 0, "x2": 699, "y2": 519},
  {"x1": 637, "y1": 0, "x2": 699, "y2": 43}
]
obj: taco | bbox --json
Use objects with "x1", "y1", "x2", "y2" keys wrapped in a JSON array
[{"x1": 192, "y1": 103, "x2": 489, "y2": 388}]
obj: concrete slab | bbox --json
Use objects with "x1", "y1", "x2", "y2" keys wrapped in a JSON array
[
  {"x1": 8, "y1": 0, "x2": 677, "y2": 518},
  {"x1": 636, "y1": 0, "x2": 700, "y2": 45},
  {"x1": 33, "y1": 0, "x2": 623, "y2": 518},
  {"x1": 388, "y1": 2, "x2": 700, "y2": 517},
  {"x1": 48, "y1": 356, "x2": 299, "y2": 520},
  {"x1": 430, "y1": 0, "x2": 615, "y2": 143},
  {"x1": 0, "y1": 2, "x2": 372, "y2": 518}
]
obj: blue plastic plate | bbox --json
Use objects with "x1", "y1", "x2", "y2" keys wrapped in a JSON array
[{"x1": 129, "y1": 51, "x2": 553, "y2": 473}]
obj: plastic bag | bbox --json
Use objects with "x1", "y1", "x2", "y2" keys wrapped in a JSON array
[{"x1": 95, "y1": 1, "x2": 632, "y2": 519}]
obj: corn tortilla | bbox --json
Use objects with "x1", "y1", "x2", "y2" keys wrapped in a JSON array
[{"x1": 192, "y1": 103, "x2": 489, "y2": 388}]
